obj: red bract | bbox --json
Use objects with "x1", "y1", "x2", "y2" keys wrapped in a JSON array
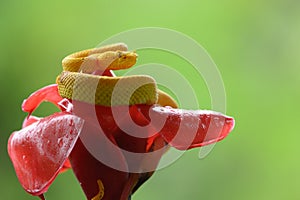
[
  {"x1": 8, "y1": 112, "x2": 83, "y2": 196},
  {"x1": 8, "y1": 85, "x2": 234, "y2": 200}
]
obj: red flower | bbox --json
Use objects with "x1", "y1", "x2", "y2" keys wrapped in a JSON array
[
  {"x1": 8, "y1": 83, "x2": 234, "y2": 200},
  {"x1": 8, "y1": 44, "x2": 235, "y2": 200}
]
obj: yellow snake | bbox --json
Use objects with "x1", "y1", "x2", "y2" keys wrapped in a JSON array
[{"x1": 56, "y1": 43, "x2": 178, "y2": 108}]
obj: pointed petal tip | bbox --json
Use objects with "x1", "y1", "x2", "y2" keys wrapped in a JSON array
[
  {"x1": 21, "y1": 84, "x2": 63, "y2": 114},
  {"x1": 223, "y1": 114, "x2": 235, "y2": 134},
  {"x1": 150, "y1": 106, "x2": 235, "y2": 150}
]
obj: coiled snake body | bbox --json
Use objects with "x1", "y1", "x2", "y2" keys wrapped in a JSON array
[{"x1": 57, "y1": 43, "x2": 178, "y2": 108}]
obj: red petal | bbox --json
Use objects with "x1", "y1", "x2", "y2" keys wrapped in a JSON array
[
  {"x1": 69, "y1": 121, "x2": 129, "y2": 200},
  {"x1": 112, "y1": 105, "x2": 155, "y2": 153},
  {"x1": 70, "y1": 102, "x2": 164, "y2": 199},
  {"x1": 58, "y1": 159, "x2": 72, "y2": 173},
  {"x1": 8, "y1": 112, "x2": 84, "y2": 196},
  {"x1": 22, "y1": 84, "x2": 64, "y2": 114},
  {"x1": 150, "y1": 106, "x2": 235, "y2": 150},
  {"x1": 22, "y1": 115, "x2": 41, "y2": 127}
]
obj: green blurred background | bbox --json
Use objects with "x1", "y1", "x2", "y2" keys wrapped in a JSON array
[{"x1": 1, "y1": 0, "x2": 299, "y2": 199}]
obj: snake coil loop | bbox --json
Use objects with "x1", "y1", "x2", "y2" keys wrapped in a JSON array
[{"x1": 57, "y1": 43, "x2": 178, "y2": 107}]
